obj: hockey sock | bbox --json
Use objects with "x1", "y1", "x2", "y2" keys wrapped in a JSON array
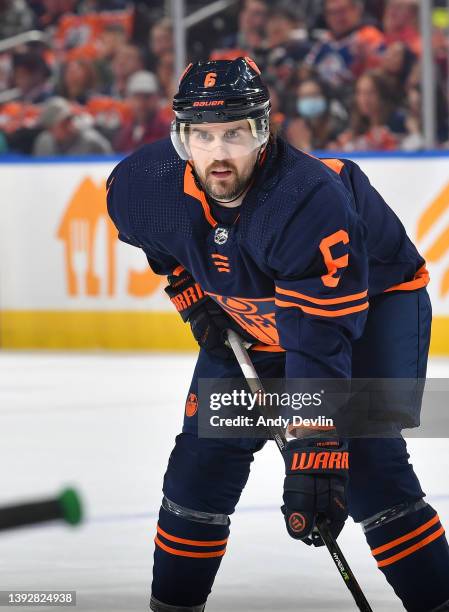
[
  {"x1": 364, "y1": 501, "x2": 449, "y2": 611},
  {"x1": 151, "y1": 503, "x2": 229, "y2": 607}
]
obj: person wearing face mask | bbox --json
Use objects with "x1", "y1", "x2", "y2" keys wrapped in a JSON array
[{"x1": 285, "y1": 77, "x2": 347, "y2": 151}]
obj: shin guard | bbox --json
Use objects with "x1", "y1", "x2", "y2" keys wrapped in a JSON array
[
  {"x1": 151, "y1": 499, "x2": 229, "y2": 608},
  {"x1": 363, "y1": 501, "x2": 449, "y2": 612}
]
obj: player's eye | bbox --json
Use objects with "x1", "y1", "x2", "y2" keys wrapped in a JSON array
[
  {"x1": 197, "y1": 131, "x2": 212, "y2": 142},
  {"x1": 225, "y1": 130, "x2": 240, "y2": 140}
]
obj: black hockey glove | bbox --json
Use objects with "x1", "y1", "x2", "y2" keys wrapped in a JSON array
[
  {"x1": 281, "y1": 438, "x2": 349, "y2": 546},
  {"x1": 164, "y1": 270, "x2": 254, "y2": 359}
]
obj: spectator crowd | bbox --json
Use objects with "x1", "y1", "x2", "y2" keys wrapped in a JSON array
[{"x1": 0, "y1": 0, "x2": 448, "y2": 155}]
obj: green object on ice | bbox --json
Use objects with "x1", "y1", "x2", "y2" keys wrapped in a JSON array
[{"x1": 58, "y1": 488, "x2": 83, "y2": 525}]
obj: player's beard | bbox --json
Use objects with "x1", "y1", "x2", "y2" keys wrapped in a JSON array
[{"x1": 197, "y1": 160, "x2": 254, "y2": 203}]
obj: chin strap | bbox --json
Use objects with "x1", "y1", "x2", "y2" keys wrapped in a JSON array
[{"x1": 212, "y1": 189, "x2": 248, "y2": 205}]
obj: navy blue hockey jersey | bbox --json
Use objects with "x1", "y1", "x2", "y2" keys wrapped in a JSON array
[{"x1": 107, "y1": 137, "x2": 428, "y2": 379}]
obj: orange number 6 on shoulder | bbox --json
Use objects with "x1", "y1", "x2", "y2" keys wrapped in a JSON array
[{"x1": 319, "y1": 230, "x2": 349, "y2": 288}]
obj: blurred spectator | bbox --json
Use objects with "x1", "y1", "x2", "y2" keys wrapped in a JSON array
[
  {"x1": 379, "y1": 41, "x2": 416, "y2": 104},
  {"x1": 86, "y1": 95, "x2": 131, "y2": 142},
  {"x1": 266, "y1": 7, "x2": 300, "y2": 50},
  {"x1": 0, "y1": 0, "x2": 34, "y2": 39},
  {"x1": 110, "y1": 44, "x2": 144, "y2": 98},
  {"x1": 0, "y1": 101, "x2": 41, "y2": 153},
  {"x1": 0, "y1": 0, "x2": 446, "y2": 155},
  {"x1": 405, "y1": 57, "x2": 420, "y2": 90},
  {"x1": 265, "y1": 80, "x2": 285, "y2": 133},
  {"x1": 364, "y1": 0, "x2": 387, "y2": 24},
  {"x1": 146, "y1": 17, "x2": 173, "y2": 72},
  {"x1": 335, "y1": 70, "x2": 403, "y2": 150},
  {"x1": 220, "y1": 0, "x2": 268, "y2": 55},
  {"x1": 94, "y1": 22, "x2": 128, "y2": 93},
  {"x1": 383, "y1": 0, "x2": 420, "y2": 55},
  {"x1": 33, "y1": 96, "x2": 112, "y2": 155},
  {"x1": 305, "y1": 0, "x2": 385, "y2": 96},
  {"x1": 5, "y1": 123, "x2": 41, "y2": 154},
  {"x1": 284, "y1": 117, "x2": 312, "y2": 152},
  {"x1": 155, "y1": 50, "x2": 175, "y2": 101},
  {"x1": 79, "y1": 0, "x2": 128, "y2": 11},
  {"x1": 113, "y1": 70, "x2": 171, "y2": 153},
  {"x1": 38, "y1": 0, "x2": 78, "y2": 30},
  {"x1": 401, "y1": 85, "x2": 424, "y2": 150},
  {"x1": 12, "y1": 51, "x2": 53, "y2": 103},
  {"x1": 265, "y1": 7, "x2": 310, "y2": 76},
  {"x1": 99, "y1": 22, "x2": 128, "y2": 60},
  {"x1": 0, "y1": 131, "x2": 8, "y2": 152},
  {"x1": 52, "y1": 8, "x2": 133, "y2": 62},
  {"x1": 286, "y1": 76, "x2": 347, "y2": 150},
  {"x1": 402, "y1": 59, "x2": 448, "y2": 144},
  {"x1": 58, "y1": 58, "x2": 97, "y2": 104},
  {"x1": 431, "y1": 25, "x2": 449, "y2": 85}
]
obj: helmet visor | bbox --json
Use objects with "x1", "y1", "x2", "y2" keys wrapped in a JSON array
[{"x1": 171, "y1": 119, "x2": 268, "y2": 161}]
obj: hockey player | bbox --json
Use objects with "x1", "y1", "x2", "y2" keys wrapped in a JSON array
[{"x1": 107, "y1": 58, "x2": 449, "y2": 611}]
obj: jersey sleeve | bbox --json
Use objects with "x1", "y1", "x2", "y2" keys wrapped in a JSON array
[
  {"x1": 268, "y1": 180, "x2": 369, "y2": 379},
  {"x1": 106, "y1": 162, "x2": 181, "y2": 276}
]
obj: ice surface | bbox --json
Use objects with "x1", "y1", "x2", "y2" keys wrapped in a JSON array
[{"x1": 1, "y1": 352, "x2": 448, "y2": 611}]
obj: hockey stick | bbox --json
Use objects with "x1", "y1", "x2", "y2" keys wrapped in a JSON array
[
  {"x1": 0, "y1": 488, "x2": 82, "y2": 532},
  {"x1": 226, "y1": 329, "x2": 373, "y2": 612}
]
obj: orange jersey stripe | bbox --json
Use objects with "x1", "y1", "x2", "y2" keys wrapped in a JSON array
[
  {"x1": 371, "y1": 514, "x2": 440, "y2": 556},
  {"x1": 384, "y1": 265, "x2": 430, "y2": 293},
  {"x1": 184, "y1": 166, "x2": 217, "y2": 228},
  {"x1": 276, "y1": 286, "x2": 368, "y2": 306},
  {"x1": 250, "y1": 344, "x2": 285, "y2": 352},
  {"x1": 217, "y1": 268, "x2": 231, "y2": 273},
  {"x1": 154, "y1": 536, "x2": 226, "y2": 558},
  {"x1": 172, "y1": 265, "x2": 185, "y2": 277},
  {"x1": 211, "y1": 254, "x2": 229, "y2": 261},
  {"x1": 321, "y1": 158, "x2": 345, "y2": 175},
  {"x1": 275, "y1": 298, "x2": 369, "y2": 318},
  {"x1": 204, "y1": 292, "x2": 274, "y2": 302},
  {"x1": 157, "y1": 525, "x2": 228, "y2": 547},
  {"x1": 376, "y1": 526, "x2": 445, "y2": 568},
  {"x1": 288, "y1": 424, "x2": 336, "y2": 433}
]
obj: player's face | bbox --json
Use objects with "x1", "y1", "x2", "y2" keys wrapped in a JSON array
[{"x1": 188, "y1": 120, "x2": 260, "y2": 203}]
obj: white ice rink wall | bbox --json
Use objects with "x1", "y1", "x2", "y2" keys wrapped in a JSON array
[{"x1": 1, "y1": 151, "x2": 449, "y2": 353}]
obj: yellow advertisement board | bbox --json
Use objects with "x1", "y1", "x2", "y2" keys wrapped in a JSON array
[{"x1": 1, "y1": 154, "x2": 448, "y2": 353}]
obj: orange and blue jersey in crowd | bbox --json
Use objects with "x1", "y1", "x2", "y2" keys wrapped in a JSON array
[
  {"x1": 305, "y1": 24, "x2": 385, "y2": 86},
  {"x1": 107, "y1": 136, "x2": 428, "y2": 379}
]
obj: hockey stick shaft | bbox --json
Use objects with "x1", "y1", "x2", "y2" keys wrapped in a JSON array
[{"x1": 226, "y1": 330, "x2": 373, "y2": 612}]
